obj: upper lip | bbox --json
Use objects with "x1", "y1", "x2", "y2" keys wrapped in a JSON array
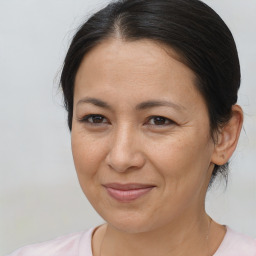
[{"x1": 103, "y1": 183, "x2": 156, "y2": 191}]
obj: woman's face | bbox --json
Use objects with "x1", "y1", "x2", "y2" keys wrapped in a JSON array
[{"x1": 72, "y1": 39, "x2": 216, "y2": 233}]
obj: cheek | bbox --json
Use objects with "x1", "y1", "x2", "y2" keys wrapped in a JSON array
[
  {"x1": 71, "y1": 130, "x2": 107, "y2": 206},
  {"x1": 147, "y1": 135, "x2": 213, "y2": 220},
  {"x1": 148, "y1": 131, "x2": 213, "y2": 189},
  {"x1": 71, "y1": 129, "x2": 105, "y2": 180}
]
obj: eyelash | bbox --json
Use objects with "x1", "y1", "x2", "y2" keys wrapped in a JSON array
[
  {"x1": 78, "y1": 114, "x2": 175, "y2": 127},
  {"x1": 78, "y1": 114, "x2": 109, "y2": 125},
  {"x1": 146, "y1": 116, "x2": 175, "y2": 126}
]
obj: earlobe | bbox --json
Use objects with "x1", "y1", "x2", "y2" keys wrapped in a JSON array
[{"x1": 211, "y1": 105, "x2": 243, "y2": 166}]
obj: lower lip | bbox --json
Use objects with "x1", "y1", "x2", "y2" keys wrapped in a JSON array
[{"x1": 105, "y1": 187, "x2": 154, "y2": 202}]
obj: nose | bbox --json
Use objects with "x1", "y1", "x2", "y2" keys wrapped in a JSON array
[{"x1": 106, "y1": 125, "x2": 146, "y2": 172}]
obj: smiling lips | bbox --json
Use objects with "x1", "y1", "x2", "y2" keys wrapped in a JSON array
[{"x1": 103, "y1": 183, "x2": 155, "y2": 202}]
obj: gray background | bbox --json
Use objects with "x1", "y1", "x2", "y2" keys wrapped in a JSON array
[{"x1": 1, "y1": 0, "x2": 255, "y2": 255}]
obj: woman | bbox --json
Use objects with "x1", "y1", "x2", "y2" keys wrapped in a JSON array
[{"x1": 8, "y1": 0, "x2": 256, "y2": 255}]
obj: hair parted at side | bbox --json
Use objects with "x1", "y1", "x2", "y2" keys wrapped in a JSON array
[{"x1": 60, "y1": 0, "x2": 240, "y2": 185}]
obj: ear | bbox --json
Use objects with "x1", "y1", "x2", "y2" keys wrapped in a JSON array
[{"x1": 211, "y1": 105, "x2": 243, "y2": 166}]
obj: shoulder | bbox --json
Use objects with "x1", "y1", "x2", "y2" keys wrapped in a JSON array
[
  {"x1": 6, "y1": 228, "x2": 95, "y2": 256},
  {"x1": 214, "y1": 227, "x2": 256, "y2": 256}
]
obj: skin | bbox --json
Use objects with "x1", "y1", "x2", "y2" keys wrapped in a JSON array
[{"x1": 71, "y1": 39, "x2": 243, "y2": 256}]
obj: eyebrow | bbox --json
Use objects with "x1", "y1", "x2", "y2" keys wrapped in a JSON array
[
  {"x1": 76, "y1": 97, "x2": 185, "y2": 111},
  {"x1": 76, "y1": 97, "x2": 112, "y2": 110},
  {"x1": 135, "y1": 100, "x2": 186, "y2": 111}
]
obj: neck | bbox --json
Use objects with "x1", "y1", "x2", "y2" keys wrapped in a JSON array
[{"x1": 99, "y1": 210, "x2": 212, "y2": 256}]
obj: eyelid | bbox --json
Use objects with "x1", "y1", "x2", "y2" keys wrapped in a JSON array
[
  {"x1": 77, "y1": 114, "x2": 176, "y2": 127},
  {"x1": 145, "y1": 115, "x2": 176, "y2": 126},
  {"x1": 77, "y1": 114, "x2": 109, "y2": 125}
]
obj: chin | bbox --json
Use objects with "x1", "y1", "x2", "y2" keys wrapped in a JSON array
[
  {"x1": 99, "y1": 209, "x2": 160, "y2": 234},
  {"x1": 109, "y1": 220, "x2": 153, "y2": 234}
]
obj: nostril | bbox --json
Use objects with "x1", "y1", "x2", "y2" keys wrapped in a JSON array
[
  {"x1": 106, "y1": 128, "x2": 146, "y2": 172},
  {"x1": 106, "y1": 148, "x2": 146, "y2": 173}
]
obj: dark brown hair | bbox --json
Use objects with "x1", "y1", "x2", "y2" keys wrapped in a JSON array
[{"x1": 60, "y1": 0, "x2": 240, "y2": 185}]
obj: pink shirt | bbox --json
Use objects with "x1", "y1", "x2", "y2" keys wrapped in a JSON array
[{"x1": 7, "y1": 226, "x2": 256, "y2": 256}]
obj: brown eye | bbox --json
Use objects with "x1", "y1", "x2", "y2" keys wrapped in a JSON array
[
  {"x1": 147, "y1": 116, "x2": 174, "y2": 126},
  {"x1": 89, "y1": 115, "x2": 106, "y2": 123},
  {"x1": 79, "y1": 114, "x2": 108, "y2": 124}
]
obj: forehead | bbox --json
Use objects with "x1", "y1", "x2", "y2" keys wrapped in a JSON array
[
  {"x1": 76, "y1": 38, "x2": 193, "y2": 78},
  {"x1": 74, "y1": 38, "x2": 201, "y2": 107}
]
